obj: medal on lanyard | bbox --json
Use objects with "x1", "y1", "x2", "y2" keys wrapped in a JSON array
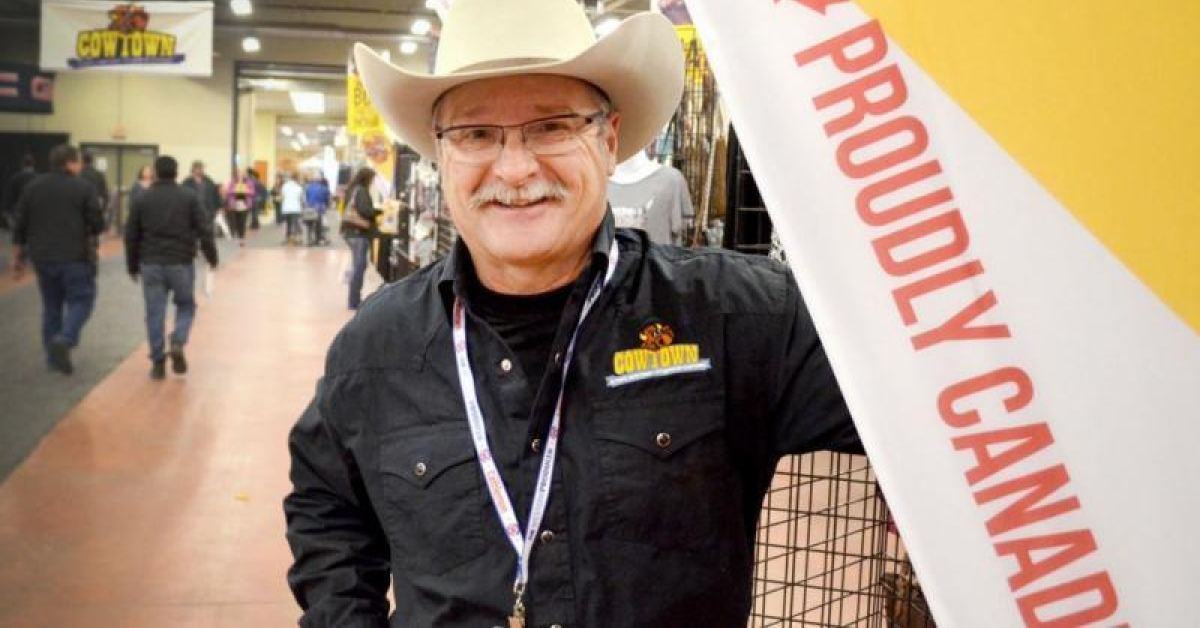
[{"x1": 452, "y1": 241, "x2": 618, "y2": 627}]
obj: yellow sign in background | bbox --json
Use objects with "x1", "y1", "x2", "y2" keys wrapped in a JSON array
[
  {"x1": 346, "y1": 72, "x2": 383, "y2": 136},
  {"x1": 853, "y1": 0, "x2": 1200, "y2": 331}
]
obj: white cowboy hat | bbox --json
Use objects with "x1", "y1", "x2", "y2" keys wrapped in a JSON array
[{"x1": 352, "y1": 0, "x2": 684, "y2": 162}]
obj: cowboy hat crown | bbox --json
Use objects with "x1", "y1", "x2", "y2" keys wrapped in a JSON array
[{"x1": 352, "y1": 0, "x2": 684, "y2": 161}]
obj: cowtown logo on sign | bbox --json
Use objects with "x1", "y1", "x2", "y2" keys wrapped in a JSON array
[
  {"x1": 70, "y1": 4, "x2": 184, "y2": 69},
  {"x1": 689, "y1": 0, "x2": 1200, "y2": 625},
  {"x1": 606, "y1": 322, "x2": 711, "y2": 388}
]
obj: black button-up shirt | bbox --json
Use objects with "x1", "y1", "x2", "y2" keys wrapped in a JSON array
[{"x1": 285, "y1": 213, "x2": 860, "y2": 627}]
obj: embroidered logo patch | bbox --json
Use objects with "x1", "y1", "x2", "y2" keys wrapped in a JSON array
[{"x1": 607, "y1": 322, "x2": 712, "y2": 388}]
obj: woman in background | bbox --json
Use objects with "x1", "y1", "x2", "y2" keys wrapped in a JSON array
[
  {"x1": 341, "y1": 167, "x2": 380, "y2": 310},
  {"x1": 222, "y1": 170, "x2": 257, "y2": 245},
  {"x1": 280, "y1": 172, "x2": 304, "y2": 246},
  {"x1": 128, "y1": 165, "x2": 154, "y2": 205}
]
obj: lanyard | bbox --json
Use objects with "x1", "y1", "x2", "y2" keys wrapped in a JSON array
[{"x1": 451, "y1": 241, "x2": 619, "y2": 621}]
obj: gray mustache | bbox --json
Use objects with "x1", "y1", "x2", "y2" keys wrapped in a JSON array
[{"x1": 468, "y1": 179, "x2": 568, "y2": 211}]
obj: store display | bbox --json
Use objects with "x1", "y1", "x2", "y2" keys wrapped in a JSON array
[{"x1": 608, "y1": 150, "x2": 693, "y2": 246}]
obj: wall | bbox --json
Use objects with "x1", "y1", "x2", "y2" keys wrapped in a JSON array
[
  {"x1": 0, "y1": 25, "x2": 426, "y2": 187},
  {"x1": 250, "y1": 108, "x2": 277, "y2": 181}
]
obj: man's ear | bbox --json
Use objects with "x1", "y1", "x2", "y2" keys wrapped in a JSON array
[{"x1": 604, "y1": 112, "x2": 622, "y2": 174}]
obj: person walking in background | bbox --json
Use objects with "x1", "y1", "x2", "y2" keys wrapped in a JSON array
[
  {"x1": 128, "y1": 165, "x2": 155, "y2": 206},
  {"x1": 280, "y1": 173, "x2": 304, "y2": 246},
  {"x1": 248, "y1": 168, "x2": 268, "y2": 230},
  {"x1": 10, "y1": 144, "x2": 104, "y2": 375},
  {"x1": 302, "y1": 173, "x2": 330, "y2": 246},
  {"x1": 271, "y1": 173, "x2": 285, "y2": 225},
  {"x1": 222, "y1": 170, "x2": 256, "y2": 245},
  {"x1": 79, "y1": 152, "x2": 110, "y2": 231},
  {"x1": 125, "y1": 156, "x2": 219, "y2": 380},
  {"x1": 340, "y1": 167, "x2": 380, "y2": 309},
  {"x1": 1, "y1": 153, "x2": 36, "y2": 231},
  {"x1": 182, "y1": 161, "x2": 224, "y2": 238}
]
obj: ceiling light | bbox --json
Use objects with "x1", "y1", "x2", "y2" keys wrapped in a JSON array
[
  {"x1": 595, "y1": 17, "x2": 620, "y2": 39},
  {"x1": 410, "y1": 18, "x2": 431, "y2": 36},
  {"x1": 399, "y1": 41, "x2": 418, "y2": 56},
  {"x1": 290, "y1": 140, "x2": 302, "y2": 152},
  {"x1": 280, "y1": 125, "x2": 294, "y2": 137},
  {"x1": 297, "y1": 132, "x2": 310, "y2": 145},
  {"x1": 289, "y1": 91, "x2": 325, "y2": 115},
  {"x1": 249, "y1": 78, "x2": 287, "y2": 90},
  {"x1": 230, "y1": 0, "x2": 252, "y2": 16},
  {"x1": 241, "y1": 36, "x2": 261, "y2": 53},
  {"x1": 317, "y1": 125, "x2": 328, "y2": 132}
]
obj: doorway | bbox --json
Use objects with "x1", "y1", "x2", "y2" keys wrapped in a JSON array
[{"x1": 80, "y1": 143, "x2": 158, "y2": 234}]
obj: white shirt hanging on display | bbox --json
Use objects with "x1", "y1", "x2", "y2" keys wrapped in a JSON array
[{"x1": 608, "y1": 151, "x2": 694, "y2": 246}]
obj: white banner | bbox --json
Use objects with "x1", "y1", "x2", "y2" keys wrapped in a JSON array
[
  {"x1": 687, "y1": 1, "x2": 1200, "y2": 626},
  {"x1": 40, "y1": 1, "x2": 213, "y2": 76}
]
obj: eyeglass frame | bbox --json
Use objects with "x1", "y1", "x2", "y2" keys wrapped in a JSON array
[{"x1": 432, "y1": 111, "x2": 610, "y2": 162}]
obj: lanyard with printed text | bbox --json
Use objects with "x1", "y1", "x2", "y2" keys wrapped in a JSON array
[{"x1": 451, "y1": 241, "x2": 619, "y2": 627}]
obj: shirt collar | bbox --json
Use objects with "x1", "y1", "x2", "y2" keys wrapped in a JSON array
[{"x1": 437, "y1": 208, "x2": 617, "y2": 317}]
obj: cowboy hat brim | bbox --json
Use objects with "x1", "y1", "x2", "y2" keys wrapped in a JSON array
[{"x1": 352, "y1": 13, "x2": 684, "y2": 162}]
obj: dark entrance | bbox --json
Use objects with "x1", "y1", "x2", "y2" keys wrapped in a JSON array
[{"x1": 0, "y1": 132, "x2": 71, "y2": 226}]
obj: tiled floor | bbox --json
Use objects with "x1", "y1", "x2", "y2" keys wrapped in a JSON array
[{"x1": 0, "y1": 241, "x2": 373, "y2": 627}]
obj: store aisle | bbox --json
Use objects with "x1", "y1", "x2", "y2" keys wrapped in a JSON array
[
  {"x1": 0, "y1": 242, "x2": 377, "y2": 627},
  {"x1": 0, "y1": 233, "x2": 150, "y2": 481}
]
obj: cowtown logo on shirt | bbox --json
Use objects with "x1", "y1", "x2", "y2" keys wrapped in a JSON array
[
  {"x1": 69, "y1": 4, "x2": 185, "y2": 69},
  {"x1": 606, "y1": 321, "x2": 712, "y2": 388}
]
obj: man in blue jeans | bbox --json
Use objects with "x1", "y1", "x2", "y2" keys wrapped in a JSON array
[
  {"x1": 10, "y1": 144, "x2": 105, "y2": 375},
  {"x1": 125, "y1": 155, "x2": 219, "y2": 379}
]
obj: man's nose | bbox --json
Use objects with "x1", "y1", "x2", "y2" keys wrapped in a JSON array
[{"x1": 490, "y1": 128, "x2": 539, "y2": 184}]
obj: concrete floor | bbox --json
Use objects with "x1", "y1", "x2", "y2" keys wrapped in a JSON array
[{"x1": 0, "y1": 222, "x2": 375, "y2": 626}]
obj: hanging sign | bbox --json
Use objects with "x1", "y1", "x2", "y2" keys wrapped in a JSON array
[
  {"x1": 346, "y1": 72, "x2": 385, "y2": 137},
  {"x1": 0, "y1": 64, "x2": 54, "y2": 114},
  {"x1": 40, "y1": 1, "x2": 213, "y2": 76},
  {"x1": 686, "y1": 0, "x2": 1199, "y2": 626}
]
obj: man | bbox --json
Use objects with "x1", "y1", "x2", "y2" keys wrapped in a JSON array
[
  {"x1": 79, "y1": 152, "x2": 110, "y2": 229},
  {"x1": 1, "y1": 154, "x2": 37, "y2": 230},
  {"x1": 303, "y1": 174, "x2": 331, "y2": 246},
  {"x1": 11, "y1": 144, "x2": 104, "y2": 375},
  {"x1": 284, "y1": 1, "x2": 860, "y2": 626},
  {"x1": 125, "y1": 155, "x2": 218, "y2": 380},
  {"x1": 181, "y1": 160, "x2": 222, "y2": 233}
]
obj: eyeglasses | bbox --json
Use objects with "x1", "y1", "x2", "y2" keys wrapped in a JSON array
[{"x1": 434, "y1": 111, "x2": 608, "y2": 164}]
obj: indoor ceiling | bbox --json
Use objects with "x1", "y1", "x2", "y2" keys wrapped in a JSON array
[{"x1": 0, "y1": 0, "x2": 654, "y2": 40}]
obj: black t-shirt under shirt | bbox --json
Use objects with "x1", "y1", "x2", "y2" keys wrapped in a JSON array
[{"x1": 467, "y1": 277, "x2": 572, "y2": 395}]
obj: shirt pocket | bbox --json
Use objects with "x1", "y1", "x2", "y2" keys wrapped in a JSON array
[
  {"x1": 592, "y1": 393, "x2": 734, "y2": 551},
  {"x1": 378, "y1": 424, "x2": 485, "y2": 575}
]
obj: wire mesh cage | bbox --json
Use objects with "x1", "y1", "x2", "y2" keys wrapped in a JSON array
[
  {"x1": 654, "y1": 28, "x2": 936, "y2": 628},
  {"x1": 751, "y1": 452, "x2": 936, "y2": 628}
]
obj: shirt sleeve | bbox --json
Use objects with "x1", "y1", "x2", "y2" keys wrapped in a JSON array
[
  {"x1": 768, "y1": 271, "x2": 863, "y2": 456},
  {"x1": 354, "y1": 188, "x2": 380, "y2": 220},
  {"x1": 11, "y1": 186, "x2": 29, "y2": 247},
  {"x1": 192, "y1": 192, "x2": 218, "y2": 268},
  {"x1": 284, "y1": 376, "x2": 391, "y2": 628},
  {"x1": 124, "y1": 197, "x2": 142, "y2": 274},
  {"x1": 84, "y1": 185, "x2": 105, "y2": 236}
]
